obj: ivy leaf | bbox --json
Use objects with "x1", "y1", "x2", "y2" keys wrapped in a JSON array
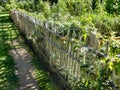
[{"x1": 109, "y1": 62, "x2": 114, "y2": 71}]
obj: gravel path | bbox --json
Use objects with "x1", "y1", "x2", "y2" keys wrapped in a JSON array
[{"x1": 9, "y1": 40, "x2": 40, "y2": 90}]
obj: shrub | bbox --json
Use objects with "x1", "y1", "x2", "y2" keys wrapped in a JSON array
[
  {"x1": 105, "y1": 0, "x2": 120, "y2": 14},
  {"x1": 0, "y1": 6, "x2": 5, "y2": 12},
  {"x1": 17, "y1": 0, "x2": 35, "y2": 12}
]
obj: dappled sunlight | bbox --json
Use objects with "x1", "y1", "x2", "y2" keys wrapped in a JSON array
[
  {"x1": 31, "y1": 59, "x2": 59, "y2": 90},
  {"x1": 9, "y1": 41, "x2": 40, "y2": 90},
  {"x1": 0, "y1": 13, "x2": 19, "y2": 90}
]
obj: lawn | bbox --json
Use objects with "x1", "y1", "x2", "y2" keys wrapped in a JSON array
[{"x1": 0, "y1": 13, "x2": 19, "y2": 90}]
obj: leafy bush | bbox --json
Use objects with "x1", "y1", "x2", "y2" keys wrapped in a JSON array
[
  {"x1": 105, "y1": 0, "x2": 120, "y2": 14},
  {"x1": 4, "y1": 0, "x2": 16, "y2": 11},
  {"x1": 0, "y1": 6, "x2": 5, "y2": 12},
  {"x1": 17, "y1": 0, "x2": 35, "y2": 12}
]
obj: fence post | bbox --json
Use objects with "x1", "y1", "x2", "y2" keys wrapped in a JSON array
[
  {"x1": 86, "y1": 31, "x2": 99, "y2": 50},
  {"x1": 106, "y1": 41, "x2": 110, "y2": 56}
]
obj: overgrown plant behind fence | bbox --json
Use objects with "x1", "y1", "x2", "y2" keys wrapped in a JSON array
[{"x1": 10, "y1": 10, "x2": 120, "y2": 90}]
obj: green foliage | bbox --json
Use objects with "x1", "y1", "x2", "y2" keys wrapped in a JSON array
[
  {"x1": 17, "y1": 0, "x2": 35, "y2": 12},
  {"x1": 0, "y1": 13, "x2": 19, "y2": 90},
  {"x1": 105, "y1": 0, "x2": 120, "y2": 14},
  {"x1": 43, "y1": 0, "x2": 58, "y2": 5},
  {"x1": 0, "y1": 6, "x2": 5, "y2": 12},
  {"x1": 110, "y1": 33, "x2": 120, "y2": 55},
  {"x1": 4, "y1": 0, "x2": 16, "y2": 11},
  {"x1": 38, "y1": 1, "x2": 51, "y2": 18}
]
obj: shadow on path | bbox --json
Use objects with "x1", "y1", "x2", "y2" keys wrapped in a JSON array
[{"x1": 9, "y1": 40, "x2": 40, "y2": 90}]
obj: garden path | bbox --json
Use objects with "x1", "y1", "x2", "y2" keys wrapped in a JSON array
[{"x1": 9, "y1": 39, "x2": 40, "y2": 90}]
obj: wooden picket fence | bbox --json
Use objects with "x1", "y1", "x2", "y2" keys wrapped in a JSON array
[{"x1": 10, "y1": 10, "x2": 120, "y2": 89}]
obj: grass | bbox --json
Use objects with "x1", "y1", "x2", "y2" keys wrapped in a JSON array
[
  {"x1": 31, "y1": 56, "x2": 60, "y2": 90},
  {"x1": 0, "y1": 13, "x2": 19, "y2": 90}
]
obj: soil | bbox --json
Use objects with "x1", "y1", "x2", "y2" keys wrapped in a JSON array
[{"x1": 9, "y1": 39, "x2": 40, "y2": 90}]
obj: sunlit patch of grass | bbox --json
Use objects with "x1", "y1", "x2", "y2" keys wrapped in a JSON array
[
  {"x1": 32, "y1": 57, "x2": 59, "y2": 90},
  {"x1": 0, "y1": 13, "x2": 19, "y2": 90},
  {"x1": 0, "y1": 46, "x2": 19, "y2": 90}
]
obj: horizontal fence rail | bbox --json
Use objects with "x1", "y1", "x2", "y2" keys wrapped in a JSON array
[{"x1": 10, "y1": 10, "x2": 120, "y2": 89}]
